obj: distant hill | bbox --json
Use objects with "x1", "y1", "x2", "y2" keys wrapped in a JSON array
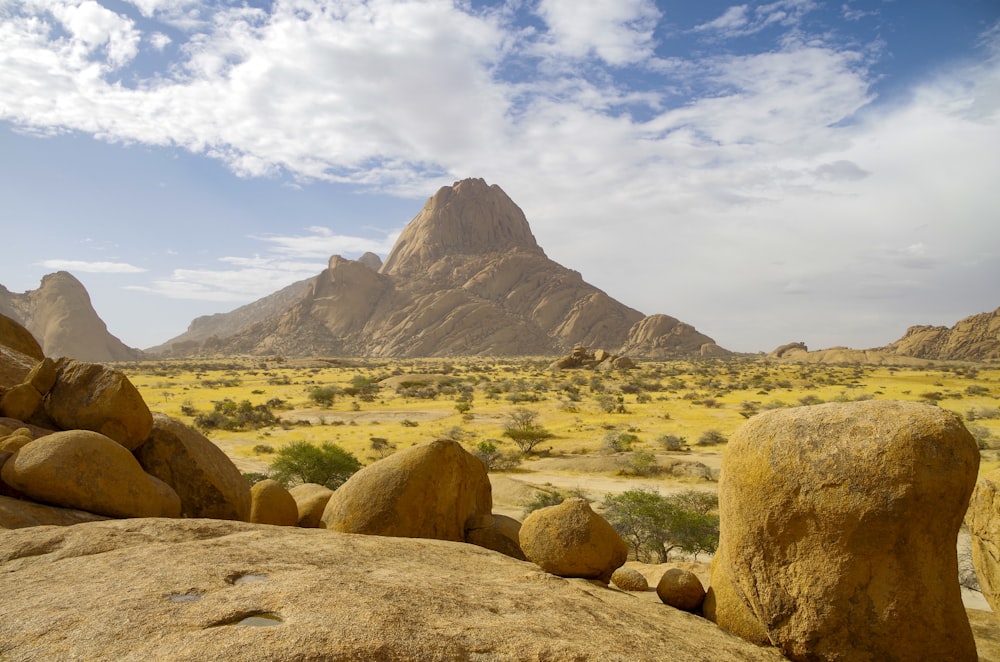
[
  {"x1": 767, "y1": 307, "x2": 1000, "y2": 364},
  {"x1": 879, "y1": 307, "x2": 1000, "y2": 362},
  {"x1": 0, "y1": 272, "x2": 143, "y2": 362},
  {"x1": 151, "y1": 178, "x2": 728, "y2": 358}
]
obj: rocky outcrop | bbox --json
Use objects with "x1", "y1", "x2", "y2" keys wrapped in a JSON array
[
  {"x1": 518, "y1": 497, "x2": 627, "y2": 583},
  {"x1": 548, "y1": 344, "x2": 636, "y2": 370},
  {"x1": 0, "y1": 273, "x2": 142, "y2": 362},
  {"x1": 134, "y1": 413, "x2": 251, "y2": 521},
  {"x1": 880, "y1": 306, "x2": 1000, "y2": 361},
  {"x1": 0, "y1": 518, "x2": 787, "y2": 661},
  {"x1": 620, "y1": 314, "x2": 730, "y2": 359},
  {"x1": 150, "y1": 179, "x2": 724, "y2": 358},
  {"x1": 322, "y1": 439, "x2": 493, "y2": 542},
  {"x1": 712, "y1": 400, "x2": 979, "y2": 661},
  {"x1": 1, "y1": 430, "x2": 177, "y2": 519}
]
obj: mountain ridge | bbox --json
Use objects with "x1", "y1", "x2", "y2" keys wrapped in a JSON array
[{"x1": 151, "y1": 178, "x2": 727, "y2": 358}]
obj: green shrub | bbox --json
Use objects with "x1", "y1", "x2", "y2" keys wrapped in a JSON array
[{"x1": 268, "y1": 441, "x2": 361, "y2": 489}]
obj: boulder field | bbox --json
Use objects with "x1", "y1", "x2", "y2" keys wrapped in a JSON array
[{"x1": 2, "y1": 312, "x2": 1000, "y2": 659}]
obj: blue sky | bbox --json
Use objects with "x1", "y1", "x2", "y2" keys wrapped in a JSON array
[{"x1": 1, "y1": 0, "x2": 998, "y2": 353}]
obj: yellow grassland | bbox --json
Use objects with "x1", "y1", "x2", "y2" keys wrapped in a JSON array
[{"x1": 119, "y1": 357, "x2": 1000, "y2": 479}]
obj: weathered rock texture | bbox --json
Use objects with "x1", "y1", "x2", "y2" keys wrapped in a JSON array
[
  {"x1": 657, "y1": 567, "x2": 706, "y2": 612},
  {"x1": 135, "y1": 413, "x2": 251, "y2": 521},
  {"x1": 1, "y1": 430, "x2": 175, "y2": 519},
  {"x1": 0, "y1": 494, "x2": 108, "y2": 529},
  {"x1": 880, "y1": 306, "x2": 1000, "y2": 361},
  {"x1": 44, "y1": 358, "x2": 153, "y2": 450},
  {"x1": 620, "y1": 313, "x2": 729, "y2": 359},
  {"x1": 249, "y1": 479, "x2": 298, "y2": 526},
  {"x1": 967, "y1": 468, "x2": 1000, "y2": 613},
  {"x1": 519, "y1": 497, "x2": 627, "y2": 583},
  {"x1": 713, "y1": 400, "x2": 980, "y2": 661},
  {"x1": 611, "y1": 566, "x2": 649, "y2": 592},
  {"x1": 0, "y1": 518, "x2": 786, "y2": 662},
  {"x1": 287, "y1": 482, "x2": 334, "y2": 528},
  {"x1": 465, "y1": 512, "x2": 526, "y2": 560},
  {"x1": 322, "y1": 439, "x2": 493, "y2": 541},
  {"x1": 0, "y1": 273, "x2": 142, "y2": 361},
  {"x1": 149, "y1": 178, "x2": 724, "y2": 358}
]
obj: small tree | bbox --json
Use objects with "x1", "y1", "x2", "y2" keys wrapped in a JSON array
[
  {"x1": 522, "y1": 488, "x2": 586, "y2": 516},
  {"x1": 658, "y1": 434, "x2": 688, "y2": 452},
  {"x1": 473, "y1": 440, "x2": 522, "y2": 473},
  {"x1": 502, "y1": 407, "x2": 554, "y2": 454},
  {"x1": 309, "y1": 386, "x2": 341, "y2": 407},
  {"x1": 697, "y1": 429, "x2": 727, "y2": 446},
  {"x1": 602, "y1": 489, "x2": 720, "y2": 562},
  {"x1": 268, "y1": 441, "x2": 361, "y2": 489}
]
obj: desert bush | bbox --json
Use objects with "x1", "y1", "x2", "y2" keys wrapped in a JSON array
[
  {"x1": 309, "y1": 386, "x2": 341, "y2": 407},
  {"x1": 344, "y1": 375, "x2": 379, "y2": 402},
  {"x1": 522, "y1": 487, "x2": 586, "y2": 516},
  {"x1": 252, "y1": 444, "x2": 275, "y2": 454},
  {"x1": 658, "y1": 434, "x2": 689, "y2": 452},
  {"x1": 618, "y1": 449, "x2": 661, "y2": 476},
  {"x1": 194, "y1": 399, "x2": 279, "y2": 432},
  {"x1": 602, "y1": 431, "x2": 639, "y2": 453},
  {"x1": 369, "y1": 437, "x2": 396, "y2": 458},
  {"x1": 268, "y1": 441, "x2": 361, "y2": 490},
  {"x1": 968, "y1": 425, "x2": 994, "y2": 449},
  {"x1": 242, "y1": 472, "x2": 269, "y2": 485},
  {"x1": 602, "y1": 489, "x2": 719, "y2": 562},
  {"x1": 400, "y1": 419, "x2": 419, "y2": 427},
  {"x1": 472, "y1": 440, "x2": 523, "y2": 472},
  {"x1": 696, "y1": 429, "x2": 727, "y2": 446}
]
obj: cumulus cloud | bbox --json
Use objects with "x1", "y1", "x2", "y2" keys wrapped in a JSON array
[
  {"x1": 37, "y1": 259, "x2": 147, "y2": 273},
  {"x1": 2, "y1": 2, "x2": 998, "y2": 350}
]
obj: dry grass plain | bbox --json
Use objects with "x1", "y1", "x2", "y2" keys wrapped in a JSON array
[{"x1": 118, "y1": 356, "x2": 1000, "y2": 521}]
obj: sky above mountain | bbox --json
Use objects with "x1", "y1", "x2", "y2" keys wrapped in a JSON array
[{"x1": 1, "y1": 0, "x2": 998, "y2": 353}]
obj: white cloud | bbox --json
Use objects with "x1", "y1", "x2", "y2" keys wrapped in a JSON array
[
  {"x1": 694, "y1": 1, "x2": 818, "y2": 39},
  {"x1": 37, "y1": 259, "x2": 147, "y2": 273},
  {"x1": 130, "y1": 226, "x2": 397, "y2": 302},
  {"x1": 535, "y1": 0, "x2": 660, "y2": 65}
]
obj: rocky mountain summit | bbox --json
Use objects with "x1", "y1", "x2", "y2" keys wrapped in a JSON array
[
  {"x1": 152, "y1": 178, "x2": 727, "y2": 358},
  {"x1": 0, "y1": 272, "x2": 142, "y2": 362}
]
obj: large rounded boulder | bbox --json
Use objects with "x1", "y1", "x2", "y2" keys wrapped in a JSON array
[
  {"x1": 321, "y1": 439, "x2": 492, "y2": 542},
  {"x1": 518, "y1": 497, "x2": 627, "y2": 583},
  {"x1": 0, "y1": 429, "x2": 174, "y2": 518},
  {"x1": 44, "y1": 359, "x2": 153, "y2": 450},
  {"x1": 712, "y1": 400, "x2": 979, "y2": 661},
  {"x1": 288, "y1": 483, "x2": 335, "y2": 528},
  {"x1": 134, "y1": 413, "x2": 250, "y2": 521}
]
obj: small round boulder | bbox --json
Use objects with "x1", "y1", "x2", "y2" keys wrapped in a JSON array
[
  {"x1": 518, "y1": 498, "x2": 627, "y2": 583},
  {"x1": 657, "y1": 568, "x2": 705, "y2": 611},
  {"x1": 611, "y1": 567, "x2": 649, "y2": 592},
  {"x1": 250, "y1": 479, "x2": 298, "y2": 526}
]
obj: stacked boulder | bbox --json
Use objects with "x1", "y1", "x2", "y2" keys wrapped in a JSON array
[
  {"x1": 548, "y1": 345, "x2": 635, "y2": 371},
  {"x1": 0, "y1": 313, "x2": 250, "y2": 528}
]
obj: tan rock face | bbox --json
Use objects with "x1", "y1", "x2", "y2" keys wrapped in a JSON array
[
  {"x1": 0, "y1": 494, "x2": 108, "y2": 529},
  {"x1": 0, "y1": 518, "x2": 787, "y2": 662},
  {"x1": 322, "y1": 439, "x2": 492, "y2": 541},
  {"x1": 287, "y1": 483, "x2": 333, "y2": 528},
  {"x1": 967, "y1": 469, "x2": 1000, "y2": 612},
  {"x1": 519, "y1": 497, "x2": 627, "y2": 583},
  {"x1": 44, "y1": 358, "x2": 153, "y2": 450},
  {"x1": 656, "y1": 568, "x2": 706, "y2": 611},
  {"x1": 249, "y1": 479, "x2": 298, "y2": 526},
  {"x1": 0, "y1": 346, "x2": 37, "y2": 391},
  {"x1": 465, "y1": 513, "x2": 526, "y2": 560},
  {"x1": 0, "y1": 313, "x2": 44, "y2": 361},
  {"x1": 0, "y1": 430, "x2": 170, "y2": 518},
  {"x1": 134, "y1": 413, "x2": 250, "y2": 521},
  {"x1": 0, "y1": 383, "x2": 43, "y2": 421},
  {"x1": 714, "y1": 400, "x2": 979, "y2": 661},
  {"x1": 881, "y1": 306, "x2": 1000, "y2": 361}
]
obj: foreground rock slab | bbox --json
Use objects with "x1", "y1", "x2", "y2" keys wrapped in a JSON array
[
  {"x1": 713, "y1": 400, "x2": 979, "y2": 661},
  {"x1": 0, "y1": 518, "x2": 785, "y2": 662}
]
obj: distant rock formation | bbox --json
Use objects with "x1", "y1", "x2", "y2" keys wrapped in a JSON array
[
  {"x1": 0, "y1": 273, "x2": 142, "y2": 362},
  {"x1": 151, "y1": 178, "x2": 726, "y2": 358},
  {"x1": 880, "y1": 307, "x2": 1000, "y2": 361}
]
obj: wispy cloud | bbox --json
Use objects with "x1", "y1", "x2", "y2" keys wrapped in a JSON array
[
  {"x1": 694, "y1": 1, "x2": 818, "y2": 39},
  {"x1": 128, "y1": 226, "x2": 396, "y2": 301},
  {"x1": 37, "y1": 259, "x2": 147, "y2": 273}
]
